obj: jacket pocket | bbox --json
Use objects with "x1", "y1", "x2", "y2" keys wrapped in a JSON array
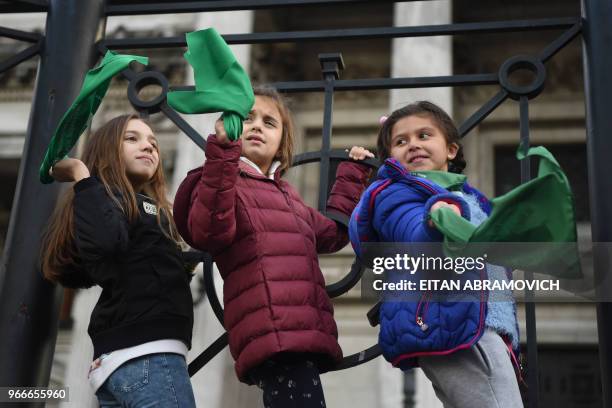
[{"x1": 473, "y1": 338, "x2": 493, "y2": 377}]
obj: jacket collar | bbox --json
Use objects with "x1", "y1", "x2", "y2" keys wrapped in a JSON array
[
  {"x1": 239, "y1": 157, "x2": 282, "y2": 180},
  {"x1": 378, "y1": 158, "x2": 491, "y2": 214},
  {"x1": 377, "y1": 158, "x2": 447, "y2": 194},
  {"x1": 411, "y1": 170, "x2": 466, "y2": 191}
]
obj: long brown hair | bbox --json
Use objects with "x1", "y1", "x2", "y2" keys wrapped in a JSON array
[
  {"x1": 41, "y1": 114, "x2": 179, "y2": 284},
  {"x1": 252, "y1": 86, "x2": 295, "y2": 176}
]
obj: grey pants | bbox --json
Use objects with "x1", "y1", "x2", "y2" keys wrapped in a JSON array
[{"x1": 418, "y1": 329, "x2": 523, "y2": 408}]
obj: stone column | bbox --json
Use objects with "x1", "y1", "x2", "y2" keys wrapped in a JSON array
[
  {"x1": 390, "y1": 2, "x2": 453, "y2": 114},
  {"x1": 390, "y1": 2, "x2": 452, "y2": 407},
  {"x1": 170, "y1": 10, "x2": 262, "y2": 408}
]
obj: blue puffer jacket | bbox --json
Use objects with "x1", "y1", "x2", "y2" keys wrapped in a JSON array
[{"x1": 349, "y1": 158, "x2": 516, "y2": 370}]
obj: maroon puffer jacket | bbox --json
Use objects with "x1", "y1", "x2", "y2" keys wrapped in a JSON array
[{"x1": 173, "y1": 135, "x2": 370, "y2": 382}]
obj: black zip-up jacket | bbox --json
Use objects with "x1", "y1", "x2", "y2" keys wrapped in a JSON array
[{"x1": 61, "y1": 177, "x2": 193, "y2": 359}]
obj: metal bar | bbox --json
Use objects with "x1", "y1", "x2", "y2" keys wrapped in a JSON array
[
  {"x1": 312, "y1": 74, "x2": 498, "y2": 92},
  {"x1": 0, "y1": 26, "x2": 42, "y2": 42},
  {"x1": 202, "y1": 254, "x2": 224, "y2": 325},
  {"x1": 119, "y1": 67, "x2": 137, "y2": 81},
  {"x1": 102, "y1": 18, "x2": 578, "y2": 49},
  {"x1": 331, "y1": 344, "x2": 381, "y2": 371},
  {"x1": 519, "y1": 98, "x2": 531, "y2": 181},
  {"x1": 0, "y1": 1, "x2": 45, "y2": 12},
  {"x1": 0, "y1": 0, "x2": 106, "y2": 393},
  {"x1": 326, "y1": 259, "x2": 364, "y2": 298},
  {"x1": 519, "y1": 96, "x2": 539, "y2": 408},
  {"x1": 0, "y1": 42, "x2": 40, "y2": 75},
  {"x1": 316, "y1": 54, "x2": 340, "y2": 213},
  {"x1": 458, "y1": 89, "x2": 509, "y2": 137},
  {"x1": 106, "y1": 0, "x2": 399, "y2": 16},
  {"x1": 317, "y1": 80, "x2": 333, "y2": 213},
  {"x1": 581, "y1": 0, "x2": 612, "y2": 406},
  {"x1": 293, "y1": 150, "x2": 378, "y2": 168},
  {"x1": 159, "y1": 103, "x2": 207, "y2": 151},
  {"x1": 538, "y1": 22, "x2": 582, "y2": 63},
  {"x1": 171, "y1": 74, "x2": 499, "y2": 95},
  {"x1": 367, "y1": 302, "x2": 381, "y2": 327},
  {"x1": 292, "y1": 150, "x2": 327, "y2": 165},
  {"x1": 187, "y1": 332, "x2": 229, "y2": 377},
  {"x1": 96, "y1": 41, "x2": 111, "y2": 58},
  {"x1": 9, "y1": 0, "x2": 47, "y2": 6}
]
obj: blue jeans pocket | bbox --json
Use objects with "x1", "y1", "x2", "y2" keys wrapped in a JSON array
[{"x1": 109, "y1": 356, "x2": 150, "y2": 393}]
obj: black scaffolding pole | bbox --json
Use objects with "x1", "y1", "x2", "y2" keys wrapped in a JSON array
[
  {"x1": 0, "y1": 0, "x2": 106, "y2": 393},
  {"x1": 581, "y1": 0, "x2": 612, "y2": 406}
]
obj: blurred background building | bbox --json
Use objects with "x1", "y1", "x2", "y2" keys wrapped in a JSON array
[{"x1": 0, "y1": 0, "x2": 600, "y2": 406}]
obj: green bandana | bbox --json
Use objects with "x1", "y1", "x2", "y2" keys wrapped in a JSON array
[
  {"x1": 39, "y1": 51, "x2": 149, "y2": 184},
  {"x1": 166, "y1": 28, "x2": 254, "y2": 141},
  {"x1": 412, "y1": 170, "x2": 467, "y2": 191},
  {"x1": 430, "y1": 145, "x2": 581, "y2": 279}
]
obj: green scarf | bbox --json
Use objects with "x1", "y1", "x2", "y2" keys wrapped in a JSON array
[
  {"x1": 166, "y1": 28, "x2": 254, "y2": 141},
  {"x1": 429, "y1": 146, "x2": 581, "y2": 279},
  {"x1": 39, "y1": 51, "x2": 148, "y2": 184},
  {"x1": 411, "y1": 170, "x2": 466, "y2": 191}
]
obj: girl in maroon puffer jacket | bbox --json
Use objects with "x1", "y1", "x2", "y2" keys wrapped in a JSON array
[{"x1": 173, "y1": 87, "x2": 372, "y2": 407}]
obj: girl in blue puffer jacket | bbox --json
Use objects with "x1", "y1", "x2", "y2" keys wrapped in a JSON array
[{"x1": 349, "y1": 101, "x2": 523, "y2": 408}]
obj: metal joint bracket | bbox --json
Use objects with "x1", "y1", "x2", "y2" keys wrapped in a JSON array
[
  {"x1": 319, "y1": 53, "x2": 344, "y2": 80},
  {"x1": 127, "y1": 70, "x2": 169, "y2": 114},
  {"x1": 498, "y1": 55, "x2": 546, "y2": 101}
]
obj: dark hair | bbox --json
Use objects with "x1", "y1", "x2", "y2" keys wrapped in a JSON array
[{"x1": 376, "y1": 101, "x2": 466, "y2": 173}]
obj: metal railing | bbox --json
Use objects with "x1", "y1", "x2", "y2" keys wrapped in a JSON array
[{"x1": 0, "y1": 1, "x2": 610, "y2": 407}]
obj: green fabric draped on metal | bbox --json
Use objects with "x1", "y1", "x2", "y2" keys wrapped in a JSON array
[
  {"x1": 39, "y1": 51, "x2": 148, "y2": 184},
  {"x1": 428, "y1": 145, "x2": 582, "y2": 279},
  {"x1": 166, "y1": 28, "x2": 255, "y2": 141}
]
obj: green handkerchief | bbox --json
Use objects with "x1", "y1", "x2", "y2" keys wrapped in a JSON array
[
  {"x1": 430, "y1": 146, "x2": 581, "y2": 279},
  {"x1": 167, "y1": 28, "x2": 254, "y2": 141},
  {"x1": 39, "y1": 51, "x2": 148, "y2": 184}
]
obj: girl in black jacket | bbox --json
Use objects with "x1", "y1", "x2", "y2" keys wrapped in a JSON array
[{"x1": 41, "y1": 114, "x2": 196, "y2": 407}]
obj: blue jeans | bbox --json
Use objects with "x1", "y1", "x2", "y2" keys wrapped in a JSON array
[{"x1": 96, "y1": 353, "x2": 196, "y2": 408}]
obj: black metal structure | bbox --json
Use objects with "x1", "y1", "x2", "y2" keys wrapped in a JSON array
[
  {"x1": 0, "y1": 0, "x2": 105, "y2": 394},
  {"x1": 581, "y1": 1, "x2": 612, "y2": 406},
  {"x1": 0, "y1": 1, "x2": 608, "y2": 407}
]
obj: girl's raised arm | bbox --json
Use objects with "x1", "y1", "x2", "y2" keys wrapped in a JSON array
[
  {"x1": 374, "y1": 185, "x2": 469, "y2": 243},
  {"x1": 310, "y1": 159, "x2": 371, "y2": 253},
  {"x1": 174, "y1": 134, "x2": 240, "y2": 253}
]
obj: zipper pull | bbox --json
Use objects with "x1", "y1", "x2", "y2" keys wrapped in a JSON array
[{"x1": 416, "y1": 316, "x2": 429, "y2": 332}]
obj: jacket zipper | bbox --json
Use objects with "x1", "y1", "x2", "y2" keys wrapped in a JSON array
[
  {"x1": 387, "y1": 161, "x2": 436, "y2": 332},
  {"x1": 415, "y1": 291, "x2": 431, "y2": 332},
  {"x1": 388, "y1": 161, "x2": 448, "y2": 333}
]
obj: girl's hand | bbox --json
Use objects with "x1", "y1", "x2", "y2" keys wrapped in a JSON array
[
  {"x1": 50, "y1": 158, "x2": 90, "y2": 183},
  {"x1": 214, "y1": 117, "x2": 231, "y2": 144},
  {"x1": 428, "y1": 201, "x2": 461, "y2": 227},
  {"x1": 347, "y1": 146, "x2": 375, "y2": 161}
]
